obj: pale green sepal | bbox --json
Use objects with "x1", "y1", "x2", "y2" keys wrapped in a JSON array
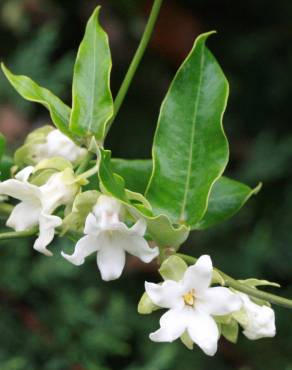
[
  {"x1": 70, "y1": 6, "x2": 114, "y2": 142},
  {"x1": 194, "y1": 178, "x2": 262, "y2": 230},
  {"x1": 232, "y1": 308, "x2": 249, "y2": 327},
  {"x1": 35, "y1": 157, "x2": 73, "y2": 172},
  {"x1": 221, "y1": 318, "x2": 239, "y2": 344},
  {"x1": 30, "y1": 169, "x2": 58, "y2": 186},
  {"x1": 214, "y1": 314, "x2": 232, "y2": 325},
  {"x1": 159, "y1": 255, "x2": 187, "y2": 281},
  {"x1": 238, "y1": 278, "x2": 280, "y2": 288},
  {"x1": 180, "y1": 331, "x2": 194, "y2": 350},
  {"x1": 99, "y1": 149, "x2": 190, "y2": 249},
  {"x1": 14, "y1": 125, "x2": 54, "y2": 167},
  {"x1": 137, "y1": 292, "x2": 160, "y2": 315},
  {"x1": 146, "y1": 32, "x2": 229, "y2": 227},
  {"x1": 25, "y1": 125, "x2": 53, "y2": 144},
  {"x1": 212, "y1": 269, "x2": 225, "y2": 285},
  {"x1": 61, "y1": 190, "x2": 99, "y2": 234},
  {"x1": 1, "y1": 64, "x2": 74, "y2": 139}
]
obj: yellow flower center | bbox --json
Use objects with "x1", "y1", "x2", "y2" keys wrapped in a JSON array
[{"x1": 183, "y1": 289, "x2": 195, "y2": 306}]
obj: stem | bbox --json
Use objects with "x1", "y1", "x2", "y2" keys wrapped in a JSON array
[
  {"x1": 0, "y1": 227, "x2": 38, "y2": 241},
  {"x1": 0, "y1": 203, "x2": 13, "y2": 215},
  {"x1": 105, "y1": 0, "x2": 164, "y2": 135},
  {"x1": 177, "y1": 253, "x2": 292, "y2": 309},
  {"x1": 76, "y1": 152, "x2": 95, "y2": 175}
]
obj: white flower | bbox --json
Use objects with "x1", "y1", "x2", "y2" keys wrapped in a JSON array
[
  {"x1": 0, "y1": 166, "x2": 77, "y2": 256},
  {"x1": 234, "y1": 292, "x2": 276, "y2": 340},
  {"x1": 61, "y1": 195, "x2": 159, "y2": 281},
  {"x1": 35, "y1": 129, "x2": 86, "y2": 163},
  {"x1": 145, "y1": 255, "x2": 242, "y2": 356}
]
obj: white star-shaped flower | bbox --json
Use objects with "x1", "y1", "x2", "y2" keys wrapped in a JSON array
[
  {"x1": 35, "y1": 129, "x2": 86, "y2": 163},
  {"x1": 0, "y1": 166, "x2": 77, "y2": 256},
  {"x1": 62, "y1": 195, "x2": 159, "y2": 281},
  {"x1": 145, "y1": 255, "x2": 242, "y2": 356},
  {"x1": 234, "y1": 292, "x2": 276, "y2": 340}
]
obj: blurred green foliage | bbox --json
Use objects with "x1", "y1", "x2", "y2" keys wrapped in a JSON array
[{"x1": 0, "y1": 0, "x2": 292, "y2": 369}]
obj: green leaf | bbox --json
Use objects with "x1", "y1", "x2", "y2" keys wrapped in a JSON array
[
  {"x1": 111, "y1": 158, "x2": 152, "y2": 194},
  {"x1": 0, "y1": 133, "x2": 6, "y2": 161},
  {"x1": 146, "y1": 32, "x2": 229, "y2": 227},
  {"x1": 1, "y1": 63, "x2": 73, "y2": 138},
  {"x1": 70, "y1": 6, "x2": 113, "y2": 142},
  {"x1": 193, "y1": 177, "x2": 261, "y2": 230},
  {"x1": 159, "y1": 255, "x2": 187, "y2": 281},
  {"x1": 98, "y1": 149, "x2": 189, "y2": 248},
  {"x1": 0, "y1": 134, "x2": 10, "y2": 181}
]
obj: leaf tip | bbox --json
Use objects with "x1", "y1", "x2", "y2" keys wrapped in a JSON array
[{"x1": 253, "y1": 182, "x2": 263, "y2": 195}]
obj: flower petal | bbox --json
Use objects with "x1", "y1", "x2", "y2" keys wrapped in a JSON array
[
  {"x1": 237, "y1": 293, "x2": 276, "y2": 340},
  {"x1": 197, "y1": 287, "x2": 242, "y2": 316},
  {"x1": 145, "y1": 280, "x2": 184, "y2": 309},
  {"x1": 6, "y1": 202, "x2": 40, "y2": 231},
  {"x1": 61, "y1": 235, "x2": 100, "y2": 266},
  {"x1": 15, "y1": 166, "x2": 34, "y2": 182},
  {"x1": 182, "y1": 255, "x2": 212, "y2": 294},
  {"x1": 129, "y1": 218, "x2": 147, "y2": 237},
  {"x1": 117, "y1": 232, "x2": 158, "y2": 263},
  {"x1": 0, "y1": 179, "x2": 40, "y2": 202},
  {"x1": 33, "y1": 213, "x2": 62, "y2": 256},
  {"x1": 97, "y1": 234, "x2": 126, "y2": 281},
  {"x1": 149, "y1": 308, "x2": 187, "y2": 342},
  {"x1": 187, "y1": 309, "x2": 219, "y2": 356},
  {"x1": 84, "y1": 213, "x2": 100, "y2": 235}
]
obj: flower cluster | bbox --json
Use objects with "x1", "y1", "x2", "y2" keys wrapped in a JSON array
[
  {"x1": 0, "y1": 128, "x2": 159, "y2": 276},
  {"x1": 0, "y1": 6, "x2": 286, "y2": 359},
  {"x1": 0, "y1": 127, "x2": 277, "y2": 355}
]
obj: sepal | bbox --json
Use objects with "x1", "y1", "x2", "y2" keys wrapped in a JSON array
[
  {"x1": 158, "y1": 255, "x2": 188, "y2": 281},
  {"x1": 61, "y1": 190, "x2": 99, "y2": 234},
  {"x1": 138, "y1": 292, "x2": 160, "y2": 315}
]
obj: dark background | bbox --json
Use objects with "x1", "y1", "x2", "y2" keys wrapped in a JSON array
[{"x1": 0, "y1": 0, "x2": 292, "y2": 369}]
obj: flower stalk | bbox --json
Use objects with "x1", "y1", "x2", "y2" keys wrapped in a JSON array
[
  {"x1": 0, "y1": 227, "x2": 38, "y2": 240},
  {"x1": 105, "y1": 0, "x2": 164, "y2": 135}
]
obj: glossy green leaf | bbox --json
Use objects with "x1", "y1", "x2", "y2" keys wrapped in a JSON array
[
  {"x1": 194, "y1": 177, "x2": 261, "y2": 230},
  {"x1": 99, "y1": 149, "x2": 189, "y2": 248},
  {"x1": 146, "y1": 32, "x2": 229, "y2": 227},
  {"x1": 70, "y1": 6, "x2": 113, "y2": 142},
  {"x1": 1, "y1": 63, "x2": 73, "y2": 138},
  {"x1": 111, "y1": 159, "x2": 152, "y2": 194}
]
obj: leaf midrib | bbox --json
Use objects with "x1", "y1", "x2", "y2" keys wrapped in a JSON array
[
  {"x1": 87, "y1": 26, "x2": 97, "y2": 134},
  {"x1": 179, "y1": 46, "x2": 205, "y2": 222}
]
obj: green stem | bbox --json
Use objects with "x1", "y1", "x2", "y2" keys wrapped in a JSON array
[
  {"x1": 105, "y1": 0, "x2": 164, "y2": 135},
  {"x1": 0, "y1": 203, "x2": 13, "y2": 215},
  {"x1": 0, "y1": 227, "x2": 38, "y2": 241},
  {"x1": 76, "y1": 152, "x2": 95, "y2": 175},
  {"x1": 76, "y1": 158, "x2": 100, "y2": 181},
  {"x1": 177, "y1": 253, "x2": 292, "y2": 309}
]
